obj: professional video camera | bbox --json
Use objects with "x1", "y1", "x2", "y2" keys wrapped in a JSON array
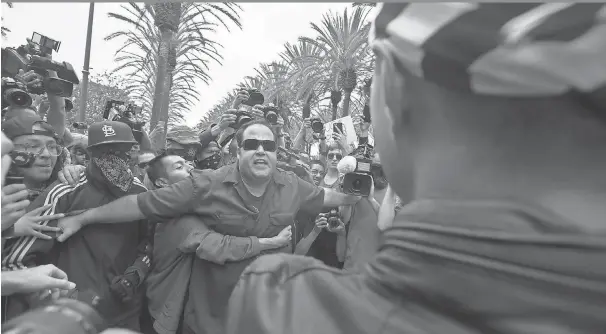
[
  {"x1": 1, "y1": 32, "x2": 80, "y2": 97},
  {"x1": 232, "y1": 88, "x2": 265, "y2": 129},
  {"x1": 1, "y1": 77, "x2": 32, "y2": 109},
  {"x1": 2, "y1": 297, "x2": 108, "y2": 334},
  {"x1": 277, "y1": 147, "x2": 307, "y2": 179},
  {"x1": 102, "y1": 99, "x2": 145, "y2": 144},
  {"x1": 338, "y1": 148, "x2": 374, "y2": 197}
]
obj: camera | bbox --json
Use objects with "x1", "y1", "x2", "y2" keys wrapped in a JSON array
[
  {"x1": 310, "y1": 117, "x2": 324, "y2": 134},
  {"x1": 341, "y1": 157, "x2": 374, "y2": 197},
  {"x1": 231, "y1": 88, "x2": 265, "y2": 130},
  {"x1": 1, "y1": 78, "x2": 32, "y2": 109},
  {"x1": 1, "y1": 32, "x2": 80, "y2": 97},
  {"x1": 2, "y1": 298, "x2": 108, "y2": 334},
  {"x1": 242, "y1": 88, "x2": 264, "y2": 107},
  {"x1": 263, "y1": 104, "x2": 279, "y2": 125},
  {"x1": 103, "y1": 100, "x2": 146, "y2": 144},
  {"x1": 325, "y1": 208, "x2": 341, "y2": 229}
]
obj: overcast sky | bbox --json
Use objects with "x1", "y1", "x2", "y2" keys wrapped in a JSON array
[{"x1": 1, "y1": 2, "x2": 365, "y2": 127}]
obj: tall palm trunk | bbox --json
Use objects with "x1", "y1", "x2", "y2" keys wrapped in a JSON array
[
  {"x1": 150, "y1": 2, "x2": 181, "y2": 131},
  {"x1": 342, "y1": 88, "x2": 353, "y2": 118},
  {"x1": 159, "y1": 37, "x2": 177, "y2": 145},
  {"x1": 150, "y1": 28, "x2": 171, "y2": 130},
  {"x1": 330, "y1": 90, "x2": 342, "y2": 121},
  {"x1": 302, "y1": 94, "x2": 313, "y2": 118}
]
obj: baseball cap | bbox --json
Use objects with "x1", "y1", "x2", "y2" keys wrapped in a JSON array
[
  {"x1": 87, "y1": 120, "x2": 137, "y2": 148},
  {"x1": 1, "y1": 112, "x2": 58, "y2": 140},
  {"x1": 370, "y1": 3, "x2": 606, "y2": 107}
]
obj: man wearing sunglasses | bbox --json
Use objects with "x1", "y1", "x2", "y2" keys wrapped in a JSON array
[
  {"x1": 54, "y1": 119, "x2": 361, "y2": 333},
  {"x1": 142, "y1": 151, "x2": 292, "y2": 334}
]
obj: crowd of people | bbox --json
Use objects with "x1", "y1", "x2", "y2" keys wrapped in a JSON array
[{"x1": 1, "y1": 3, "x2": 606, "y2": 334}]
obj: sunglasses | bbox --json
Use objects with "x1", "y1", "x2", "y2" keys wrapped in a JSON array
[
  {"x1": 327, "y1": 153, "x2": 343, "y2": 160},
  {"x1": 242, "y1": 139, "x2": 277, "y2": 152}
]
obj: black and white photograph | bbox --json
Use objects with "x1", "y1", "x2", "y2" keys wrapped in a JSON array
[{"x1": 1, "y1": 2, "x2": 605, "y2": 334}]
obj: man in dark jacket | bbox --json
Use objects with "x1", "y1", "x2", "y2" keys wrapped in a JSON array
[
  {"x1": 225, "y1": 3, "x2": 606, "y2": 334},
  {"x1": 143, "y1": 152, "x2": 291, "y2": 334},
  {"x1": 2, "y1": 120, "x2": 152, "y2": 331}
]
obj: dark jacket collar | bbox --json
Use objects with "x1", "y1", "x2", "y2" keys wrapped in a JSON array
[{"x1": 222, "y1": 162, "x2": 287, "y2": 186}]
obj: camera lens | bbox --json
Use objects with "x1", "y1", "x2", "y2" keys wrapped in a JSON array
[
  {"x1": 4, "y1": 88, "x2": 32, "y2": 107},
  {"x1": 311, "y1": 120, "x2": 323, "y2": 133},
  {"x1": 265, "y1": 111, "x2": 277, "y2": 125},
  {"x1": 352, "y1": 178, "x2": 362, "y2": 190}
]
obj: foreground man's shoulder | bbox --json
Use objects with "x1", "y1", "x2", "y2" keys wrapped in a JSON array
[{"x1": 240, "y1": 254, "x2": 327, "y2": 280}]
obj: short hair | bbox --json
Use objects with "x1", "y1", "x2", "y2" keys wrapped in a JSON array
[
  {"x1": 309, "y1": 159, "x2": 325, "y2": 170},
  {"x1": 234, "y1": 119, "x2": 276, "y2": 147},
  {"x1": 325, "y1": 142, "x2": 343, "y2": 155},
  {"x1": 146, "y1": 150, "x2": 169, "y2": 185}
]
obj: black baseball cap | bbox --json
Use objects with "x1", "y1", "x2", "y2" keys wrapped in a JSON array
[{"x1": 1, "y1": 113, "x2": 58, "y2": 140}]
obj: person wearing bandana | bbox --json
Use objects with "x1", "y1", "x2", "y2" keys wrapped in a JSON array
[
  {"x1": 2, "y1": 121, "x2": 153, "y2": 331},
  {"x1": 196, "y1": 140, "x2": 222, "y2": 170}
]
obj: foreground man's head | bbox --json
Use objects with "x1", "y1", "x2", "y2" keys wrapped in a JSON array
[{"x1": 369, "y1": 3, "x2": 606, "y2": 232}]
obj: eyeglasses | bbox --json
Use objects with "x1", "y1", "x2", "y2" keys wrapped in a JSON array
[
  {"x1": 14, "y1": 142, "x2": 63, "y2": 157},
  {"x1": 242, "y1": 139, "x2": 277, "y2": 152},
  {"x1": 327, "y1": 153, "x2": 342, "y2": 160}
]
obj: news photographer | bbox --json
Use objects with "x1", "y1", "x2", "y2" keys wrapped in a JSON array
[
  {"x1": 293, "y1": 117, "x2": 328, "y2": 157},
  {"x1": 226, "y1": 3, "x2": 606, "y2": 334},
  {"x1": 336, "y1": 149, "x2": 401, "y2": 271},
  {"x1": 143, "y1": 151, "x2": 291, "y2": 334},
  {"x1": 53, "y1": 119, "x2": 361, "y2": 333},
  {"x1": 2, "y1": 121, "x2": 152, "y2": 331}
]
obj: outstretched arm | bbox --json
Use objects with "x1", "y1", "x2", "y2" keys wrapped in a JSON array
[
  {"x1": 57, "y1": 174, "x2": 204, "y2": 242},
  {"x1": 177, "y1": 216, "x2": 288, "y2": 265}
]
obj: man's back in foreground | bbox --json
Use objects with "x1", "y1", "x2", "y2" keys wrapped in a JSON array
[{"x1": 226, "y1": 3, "x2": 606, "y2": 333}]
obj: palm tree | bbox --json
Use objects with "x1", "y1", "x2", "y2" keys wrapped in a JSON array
[
  {"x1": 300, "y1": 7, "x2": 372, "y2": 118},
  {"x1": 151, "y1": 2, "x2": 181, "y2": 136},
  {"x1": 1, "y1": 3, "x2": 13, "y2": 39},
  {"x1": 107, "y1": 3, "x2": 242, "y2": 132},
  {"x1": 281, "y1": 39, "x2": 327, "y2": 120}
]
